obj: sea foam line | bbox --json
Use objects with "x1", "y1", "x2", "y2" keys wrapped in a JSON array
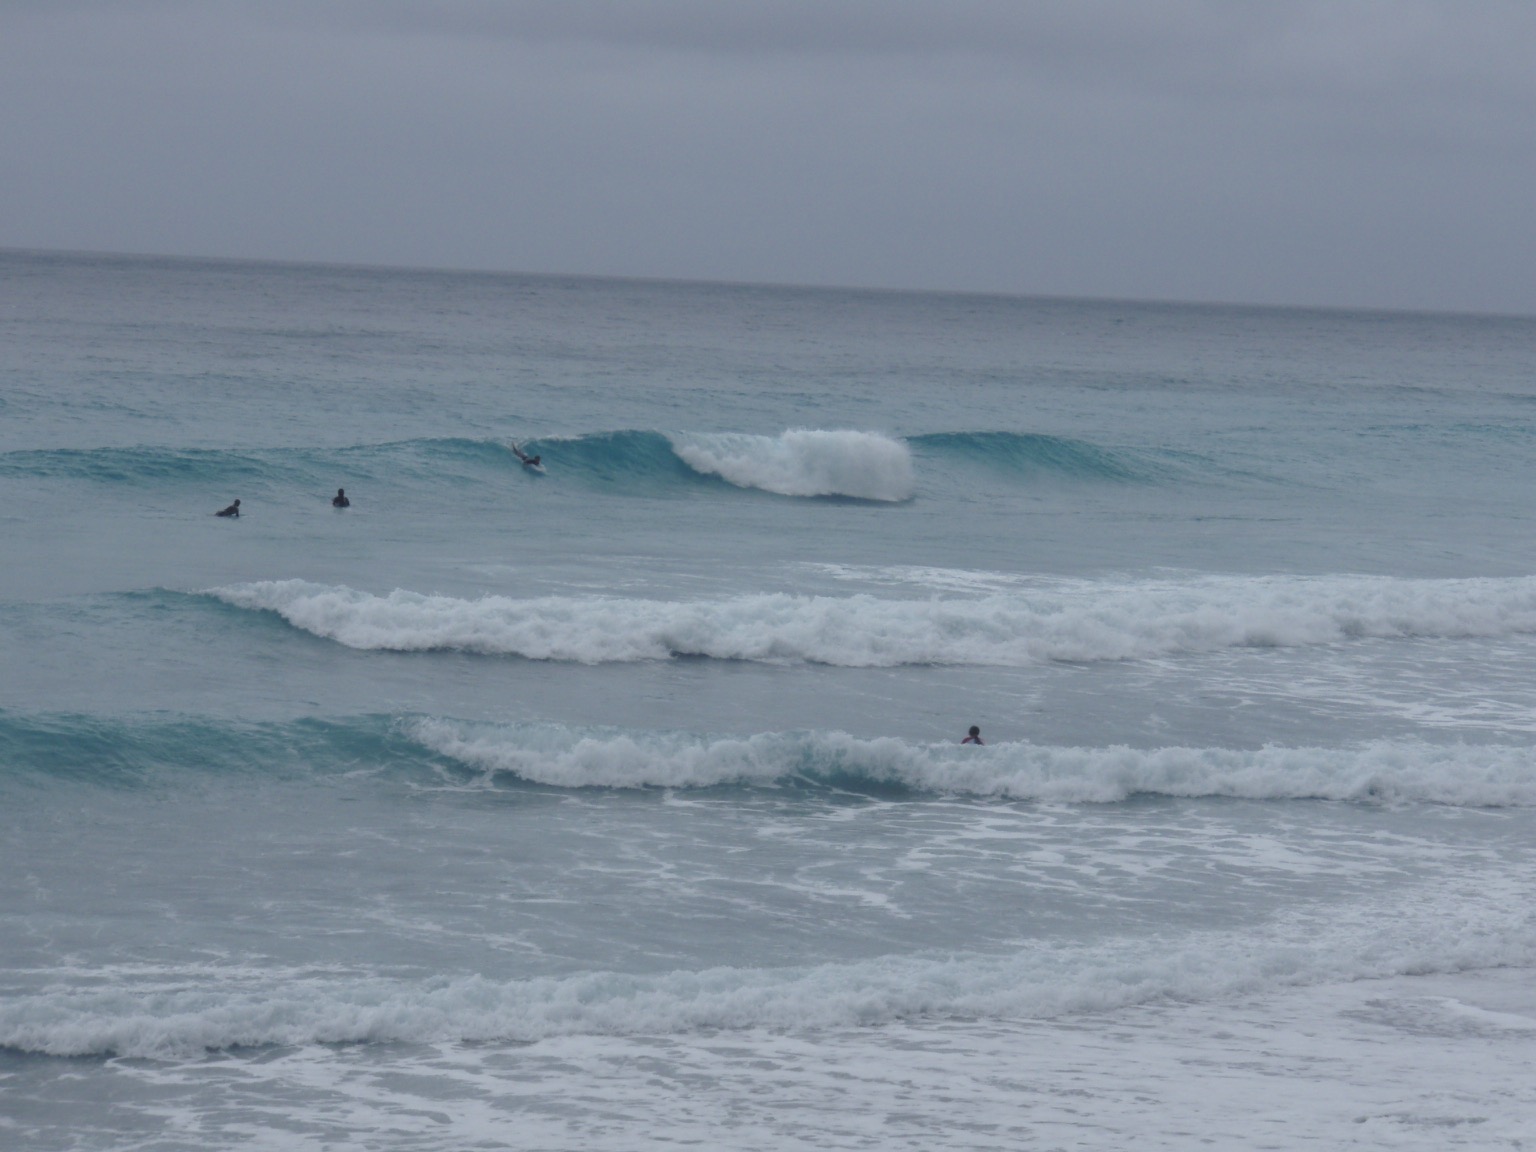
[
  {"x1": 3, "y1": 898, "x2": 1530, "y2": 1058},
  {"x1": 408, "y1": 720, "x2": 1536, "y2": 806},
  {"x1": 202, "y1": 573, "x2": 1536, "y2": 666}
]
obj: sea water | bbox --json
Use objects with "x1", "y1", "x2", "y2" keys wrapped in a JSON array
[{"x1": 2, "y1": 249, "x2": 1534, "y2": 1149}]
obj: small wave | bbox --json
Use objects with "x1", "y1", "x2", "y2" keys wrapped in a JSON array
[
  {"x1": 667, "y1": 430, "x2": 915, "y2": 501},
  {"x1": 4, "y1": 906, "x2": 1530, "y2": 1057},
  {"x1": 0, "y1": 438, "x2": 509, "y2": 489},
  {"x1": 0, "y1": 710, "x2": 401, "y2": 788},
  {"x1": 201, "y1": 573, "x2": 1536, "y2": 666},
  {"x1": 0, "y1": 446, "x2": 276, "y2": 485},
  {"x1": 909, "y1": 431, "x2": 1151, "y2": 481},
  {"x1": 409, "y1": 720, "x2": 1536, "y2": 806}
]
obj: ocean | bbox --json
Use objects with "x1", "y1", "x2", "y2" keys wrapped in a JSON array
[{"x1": 2, "y1": 248, "x2": 1534, "y2": 1149}]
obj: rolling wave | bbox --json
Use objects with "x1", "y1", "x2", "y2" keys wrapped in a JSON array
[
  {"x1": 7, "y1": 709, "x2": 1534, "y2": 808},
  {"x1": 535, "y1": 428, "x2": 1158, "y2": 492},
  {"x1": 0, "y1": 428, "x2": 1163, "y2": 497},
  {"x1": 0, "y1": 430, "x2": 915, "y2": 501},
  {"x1": 520, "y1": 429, "x2": 916, "y2": 500},
  {"x1": 201, "y1": 574, "x2": 1536, "y2": 666}
]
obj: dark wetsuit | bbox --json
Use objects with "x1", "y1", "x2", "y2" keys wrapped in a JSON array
[
  {"x1": 961, "y1": 735, "x2": 983, "y2": 745},
  {"x1": 215, "y1": 502, "x2": 240, "y2": 518},
  {"x1": 332, "y1": 491, "x2": 350, "y2": 507}
]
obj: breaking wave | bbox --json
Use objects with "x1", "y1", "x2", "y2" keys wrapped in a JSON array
[
  {"x1": 0, "y1": 429, "x2": 915, "y2": 501},
  {"x1": 409, "y1": 720, "x2": 1536, "y2": 806},
  {"x1": 0, "y1": 428, "x2": 1163, "y2": 497},
  {"x1": 6, "y1": 710, "x2": 1533, "y2": 808},
  {"x1": 666, "y1": 430, "x2": 914, "y2": 500},
  {"x1": 200, "y1": 573, "x2": 1536, "y2": 666}
]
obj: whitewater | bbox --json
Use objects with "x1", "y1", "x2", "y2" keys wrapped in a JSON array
[
  {"x1": 205, "y1": 572, "x2": 1536, "y2": 664},
  {"x1": 3, "y1": 249, "x2": 1536, "y2": 1150}
]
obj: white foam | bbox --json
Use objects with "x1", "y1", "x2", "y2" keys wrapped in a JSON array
[
  {"x1": 93, "y1": 972, "x2": 1533, "y2": 1151},
  {"x1": 667, "y1": 429, "x2": 915, "y2": 500},
  {"x1": 408, "y1": 720, "x2": 1536, "y2": 805},
  {"x1": 4, "y1": 899, "x2": 1530, "y2": 1059},
  {"x1": 205, "y1": 573, "x2": 1536, "y2": 666}
]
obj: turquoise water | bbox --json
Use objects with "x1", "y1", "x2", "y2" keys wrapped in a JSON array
[{"x1": 2, "y1": 249, "x2": 1535, "y2": 1149}]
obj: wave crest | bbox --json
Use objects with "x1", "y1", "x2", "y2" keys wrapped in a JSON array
[{"x1": 666, "y1": 429, "x2": 914, "y2": 500}]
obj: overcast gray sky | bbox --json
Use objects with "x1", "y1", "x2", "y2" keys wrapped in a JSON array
[{"x1": 2, "y1": 1, "x2": 1533, "y2": 312}]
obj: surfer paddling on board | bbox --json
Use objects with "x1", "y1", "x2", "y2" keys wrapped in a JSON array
[
  {"x1": 510, "y1": 443, "x2": 542, "y2": 469},
  {"x1": 961, "y1": 725, "x2": 984, "y2": 745},
  {"x1": 214, "y1": 499, "x2": 241, "y2": 518},
  {"x1": 332, "y1": 488, "x2": 350, "y2": 508}
]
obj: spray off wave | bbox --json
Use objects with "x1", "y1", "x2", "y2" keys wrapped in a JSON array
[
  {"x1": 203, "y1": 573, "x2": 1536, "y2": 666},
  {"x1": 665, "y1": 430, "x2": 914, "y2": 500}
]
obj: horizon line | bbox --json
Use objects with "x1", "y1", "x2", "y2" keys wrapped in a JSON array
[{"x1": 4, "y1": 243, "x2": 1532, "y2": 324}]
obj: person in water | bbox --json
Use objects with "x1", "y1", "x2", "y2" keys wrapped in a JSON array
[
  {"x1": 332, "y1": 488, "x2": 350, "y2": 508},
  {"x1": 961, "y1": 725, "x2": 984, "y2": 745},
  {"x1": 215, "y1": 499, "x2": 240, "y2": 518},
  {"x1": 511, "y1": 444, "x2": 541, "y2": 467}
]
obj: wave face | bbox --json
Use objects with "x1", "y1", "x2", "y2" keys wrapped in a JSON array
[
  {"x1": 201, "y1": 574, "x2": 1536, "y2": 666},
  {"x1": 666, "y1": 430, "x2": 915, "y2": 500},
  {"x1": 2, "y1": 429, "x2": 1156, "y2": 498},
  {"x1": 4, "y1": 901, "x2": 1530, "y2": 1058},
  {"x1": 909, "y1": 431, "x2": 1151, "y2": 481},
  {"x1": 409, "y1": 720, "x2": 1536, "y2": 806},
  {"x1": 0, "y1": 710, "x2": 403, "y2": 788},
  {"x1": 516, "y1": 430, "x2": 697, "y2": 486}
]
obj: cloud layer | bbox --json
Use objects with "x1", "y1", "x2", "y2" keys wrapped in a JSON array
[{"x1": 2, "y1": 1, "x2": 1532, "y2": 311}]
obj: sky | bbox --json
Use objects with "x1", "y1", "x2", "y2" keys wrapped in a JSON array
[{"x1": 2, "y1": 0, "x2": 1533, "y2": 313}]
